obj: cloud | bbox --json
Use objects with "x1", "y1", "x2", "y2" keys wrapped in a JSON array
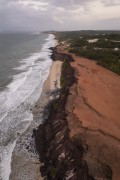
[
  {"x1": 52, "y1": 16, "x2": 63, "y2": 24},
  {"x1": 0, "y1": 0, "x2": 119, "y2": 31},
  {"x1": 102, "y1": 0, "x2": 120, "y2": 6},
  {"x1": 18, "y1": 0, "x2": 49, "y2": 10}
]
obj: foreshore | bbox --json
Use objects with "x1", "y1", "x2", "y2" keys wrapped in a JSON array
[{"x1": 9, "y1": 59, "x2": 62, "y2": 180}]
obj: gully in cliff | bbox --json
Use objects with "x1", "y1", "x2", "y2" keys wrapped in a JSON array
[{"x1": 33, "y1": 47, "x2": 93, "y2": 180}]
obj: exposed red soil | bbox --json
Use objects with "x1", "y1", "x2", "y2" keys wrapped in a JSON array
[
  {"x1": 71, "y1": 55, "x2": 120, "y2": 139},
  {"x1": 65, "y1": 53, "x2": 120, "y2": 180}
]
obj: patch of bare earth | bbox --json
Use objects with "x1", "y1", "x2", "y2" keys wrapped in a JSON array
[{"x1": 66, "y1": 55, "x2": 120, "y2": 180}]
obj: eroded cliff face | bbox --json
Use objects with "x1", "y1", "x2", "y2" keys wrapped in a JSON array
[
  {"x1": 34, "y1": 48, "x2": 93, "y2": 180},
  {"x1": 34, "y1": 47, "x2": 115, "y2": 180}
]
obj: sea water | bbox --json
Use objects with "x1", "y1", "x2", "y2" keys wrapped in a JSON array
[{"x1": 0, "y1": 32, "x2": 57, "y2": 180}]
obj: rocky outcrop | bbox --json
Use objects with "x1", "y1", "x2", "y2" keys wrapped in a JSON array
[
  {"x1": 34, "y1": 48, "x2": 93, "y2": 180},
  {"x1": 50, "y1": 47, "x2": 74, "y2": 62}
]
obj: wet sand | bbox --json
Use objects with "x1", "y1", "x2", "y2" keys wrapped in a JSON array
[{"x1": 9, "y1": 61, "x2": 62, "y2": 180}]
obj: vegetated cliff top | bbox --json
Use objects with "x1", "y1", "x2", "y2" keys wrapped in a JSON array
[{"x1": 55, "y1": 30, "x2": 120, "y2": 75}]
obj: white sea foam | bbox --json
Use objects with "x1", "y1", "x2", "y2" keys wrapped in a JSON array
[
  {"x1": 0, "y1": 140, "x2": 17, "y2": 180},
  {"x1": 0, "y1": 34, "x2": 57, "y2": 180}
]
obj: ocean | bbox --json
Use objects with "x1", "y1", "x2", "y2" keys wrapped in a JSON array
[{"x1": 0, "y1": 32, "x2": 57, "y2": 180}]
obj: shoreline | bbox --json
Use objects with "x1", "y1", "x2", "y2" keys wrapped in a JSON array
[
  {"x1": 0, "y1": 33, "x2": 56, "y2": 180},
  {"x1": 9, "y1": 57, "x2": 62, "y2": 179}
]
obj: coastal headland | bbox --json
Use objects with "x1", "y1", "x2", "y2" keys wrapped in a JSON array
[{"x1": 34, "y1": 36, "x2": 120, "y2": 180}]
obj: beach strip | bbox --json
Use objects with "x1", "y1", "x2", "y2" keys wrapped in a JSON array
[{"x1": 9, "y1": 60, "x2": 62, "y2": 180}]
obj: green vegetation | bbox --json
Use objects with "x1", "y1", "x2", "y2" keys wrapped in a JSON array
[
  {"x1": 69, "y1": 48, "x2": 120, "y2": 74},
  {"x1": 53, "y1": 101, "x2": 59, "y2": 110},
  {"x1": 48, "y1": 166, "x2": 57, "y2": 178},
  {"x1": 60, "y1": 61, "x2": 68, "y2": 88},
  {"x1": 55, "y1": 31, "x2": 120, "y2": 75},
  {"x1": 60, "y1": 76, "x2": 66, "y2": 88}
]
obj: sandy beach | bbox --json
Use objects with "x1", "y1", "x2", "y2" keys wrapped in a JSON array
[{"x1": 9, "y1": 60, "x2": 62, "y2": 180}]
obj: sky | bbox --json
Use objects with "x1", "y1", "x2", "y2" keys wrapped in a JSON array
[{"x1": 0, "y1": 0, "x2": 120, "y2": 32}]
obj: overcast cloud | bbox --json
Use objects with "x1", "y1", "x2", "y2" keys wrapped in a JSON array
[{"x1": 0, "y1": 0, "x2": 120, "y2": 31}]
